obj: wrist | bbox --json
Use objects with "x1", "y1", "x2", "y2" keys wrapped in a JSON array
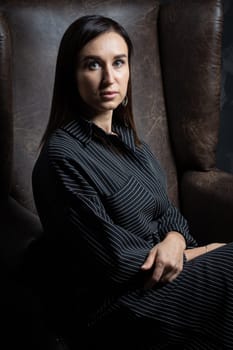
[{"x1": 165, "y1": 231, "x2": 186, "y2": 250}]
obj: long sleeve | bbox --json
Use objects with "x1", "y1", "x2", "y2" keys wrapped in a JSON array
[
  {"x1": 141, "y1": 142, "x2": 197, "y2": 248},
  {"x1": 157, "y1": 203, "x2": 198, "y2": 248}
]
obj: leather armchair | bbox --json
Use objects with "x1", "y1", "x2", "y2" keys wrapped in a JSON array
[{"x1": 0, "y1": 0, "x2": 232, "y2": 348}]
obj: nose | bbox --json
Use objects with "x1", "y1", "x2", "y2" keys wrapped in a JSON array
[{"x1": 102, "y1": 64, "x2": 114, "y2": 84}]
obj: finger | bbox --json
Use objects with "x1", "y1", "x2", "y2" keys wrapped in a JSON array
[
  {"x1": 144, "y1": 261, "x2": 164, "y2": 289},
  {"x1": 160, "y1": 270, "x2": 179, "y2": 284},
  {"x1": 160, "y1": 264, "x2": 183, "y2": 284},
  {"x1": 152, "y1": 261, "x2": 165, "y2": 282},
  {"x1": 141, "y1": 249, "x2": 156, "y2": 270}
]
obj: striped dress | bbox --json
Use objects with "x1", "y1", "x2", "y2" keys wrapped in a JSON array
[{"x1": 32, "y1": 118, "x2": 233, "y2": 349}]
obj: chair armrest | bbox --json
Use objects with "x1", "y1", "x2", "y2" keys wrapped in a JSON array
[{"x1": 180, "y1": 169, "x2": 233, "y2": 244}]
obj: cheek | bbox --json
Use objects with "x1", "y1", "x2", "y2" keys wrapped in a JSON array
[
  {"x1": 77, "y1": 74, "x2": 97, "y2": 98},
  {"x1": 121, "y1": 71, "x2": 130, "y2": 93}
]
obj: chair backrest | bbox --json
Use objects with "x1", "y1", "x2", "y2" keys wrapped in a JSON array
[{"x1": 159, "y1": 0, "x2": 223, "y2": 173}]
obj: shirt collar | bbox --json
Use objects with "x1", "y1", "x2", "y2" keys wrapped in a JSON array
[{"x1": 62, "y1": 117, "x2": 136, "y2": 152}]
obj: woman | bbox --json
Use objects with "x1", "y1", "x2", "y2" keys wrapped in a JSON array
[{"x1": 32, "y1": 15, "x2": 232, "y2": 349}]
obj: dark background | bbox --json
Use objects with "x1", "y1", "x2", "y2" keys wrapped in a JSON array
[{"x1": 160, "y1": 0, "x2": 233, "y2": 174}]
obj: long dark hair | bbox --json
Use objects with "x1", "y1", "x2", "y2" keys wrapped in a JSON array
[{"x1": 40, "y1": 15, "x2": 140, "y2": 147}]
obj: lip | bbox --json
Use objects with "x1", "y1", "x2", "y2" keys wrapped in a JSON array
[{"x1": 100, "y1": 91, "x2": 119, "y2": 100}]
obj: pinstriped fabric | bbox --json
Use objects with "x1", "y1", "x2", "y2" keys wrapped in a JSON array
[
  {"x1": 32, "y1": 118, "x2": 233, "y2": 348},
  {"x1": 119, "y1": 244, "x2": 233, "y2": 348}
]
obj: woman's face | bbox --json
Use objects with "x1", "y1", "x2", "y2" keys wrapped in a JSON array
[{"x1": 76, "y1": 31, "x2": 129, "y2": 117}]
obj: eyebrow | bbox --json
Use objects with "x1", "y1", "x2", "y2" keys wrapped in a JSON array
[{"x1": 79, "y1": 54, "x2": 128, "y2": 62}]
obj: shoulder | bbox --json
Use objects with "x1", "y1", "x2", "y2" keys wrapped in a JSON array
[
  {"x1": 49, "y1": 128, "x2": 78, "y2": 151},
  {"x1": 47, "y1": 123, "x2": 85, "y2": 160}
]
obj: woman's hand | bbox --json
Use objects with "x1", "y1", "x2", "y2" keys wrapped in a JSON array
[
  {"x1": 141, "y1": 231, "x2": 186, "y2": 289},
  {"x1": 184, "y1": 242, "x2": 226, "y2": 261}
]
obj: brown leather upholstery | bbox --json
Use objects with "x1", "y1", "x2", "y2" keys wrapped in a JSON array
[
  {"x1": 0, "y1": 0, "x2": 232, "y2": 348},
  {"x1": 159, "y1": 0, "x2": 222, "y2": 171}
]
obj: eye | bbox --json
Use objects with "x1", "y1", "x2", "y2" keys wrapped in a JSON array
[
  {"x1": 87, "y1": 60, "x2": 101, "y2": 70},
  {"x1": 113, "y1": 59, "x2": 125, "y2": 68}
]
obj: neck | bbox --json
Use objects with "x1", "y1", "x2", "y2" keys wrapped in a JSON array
[{"x1": 92, "y1": 112, "x2": 113, "y2": 134}]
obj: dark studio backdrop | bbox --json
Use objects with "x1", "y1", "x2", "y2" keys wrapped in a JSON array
[{"x1": 160, "y1": 0, "x2": 233, "y2": 174}]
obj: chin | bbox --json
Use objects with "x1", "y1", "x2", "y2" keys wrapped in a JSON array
[{"x1": 103, "y1": 101, "x2": 121, "y2": 110}]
